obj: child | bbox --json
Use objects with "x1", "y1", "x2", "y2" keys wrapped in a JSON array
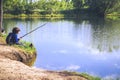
[{"x1": 6, "y1": 27, "x2": 21, "y2": 45}]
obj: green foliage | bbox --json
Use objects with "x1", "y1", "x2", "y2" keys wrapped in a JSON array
[
  {"x1": 18, "y1": 14, "x2": 28, "y2": 17},
  {"x1": 3, "y1": 14, "x2": 14, "y2": 17},
  {"x1": 80, "y1": 73, "x2": 101, "y2": 80},
  {"x1": 3, "y1": 0, "x2": 25, "y2": 15},
  {"x1": 13, "y1": 41, "x2": 36, "y2": 54},
  {"x1": 3, "y1": 0, "x2": 120, "y2": 17},
  {"x1": 106, "y1": 14, "x2": 120, "y2": 20},
  {"x1": 28, "y1": 13, "x2": 40, "y2": 17},
  {"x1": 72, "y1": 0, "x2": 85, "y2": 9},
  {"x1": 3, "y1": 0, "x2": 73, "y2": 15},
  {"x1": 86, "y1": 0, "x2": 120, "y2": 16}
]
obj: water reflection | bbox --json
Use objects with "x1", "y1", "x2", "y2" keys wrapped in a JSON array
[
  {"x1": 92, "y1": 20, "x2": 120, "y2": 53},
  {"x1": 3, "y1": 17, "x2": 120, "y2": 78},
  {"x1": 71, "y1": 18, "x2": 120, "y2": 53}
]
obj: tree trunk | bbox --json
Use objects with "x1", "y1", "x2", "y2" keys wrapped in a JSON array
[{"x1": 0, "y1": 0, "x2": 3, "y2": 32}]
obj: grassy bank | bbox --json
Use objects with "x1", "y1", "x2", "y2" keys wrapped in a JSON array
[
  {"x1": 106, "y1": 15, "x2": 120, "y2": 20},
  {"x1": 61, "y1": 71, "x2": 101, "y2": 80},
  {"x1": 0, "y1": 34, "x2": 36, "y2": 55},
  {"x1": 4, "y1": 13, "x2": 120, "y2": 20},
  {"x1": 106, "y1": 12, "x2": 120, "y2": 20},
  {"x1": 3, "y1": 13, "x2": 65, "y2": 19},
  {"x1": 13, "y1": 42, "x2": 36, "y2": 54}
]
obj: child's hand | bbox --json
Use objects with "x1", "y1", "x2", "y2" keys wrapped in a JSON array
[{"x1": 18, "y1": 37, "x2": 22, "y2": 41}]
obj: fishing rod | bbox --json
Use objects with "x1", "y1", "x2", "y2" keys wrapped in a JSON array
[{"x1": 20, "y1": 23, "x2": 48, "y2": 38}]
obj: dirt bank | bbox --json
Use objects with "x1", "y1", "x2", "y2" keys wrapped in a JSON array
[
  {"x1": 0, "y1": 58, "x2": 87, "y2": 80},
  {"x1": 0, "y1": 45, "x2": 36, "y2": 64}
]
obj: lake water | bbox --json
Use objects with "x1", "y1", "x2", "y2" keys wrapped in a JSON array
[{"x1": 3, "y1": 17, "x2": 120, "y2": 79}]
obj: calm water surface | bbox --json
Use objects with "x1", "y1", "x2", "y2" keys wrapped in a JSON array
[{"x1": 3, "y1": 18, "x2": 120, "y2": 79}]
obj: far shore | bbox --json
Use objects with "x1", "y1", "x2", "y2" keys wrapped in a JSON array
[{"x1": 3, "y1": 14, "x2": 120, "y2": 20}]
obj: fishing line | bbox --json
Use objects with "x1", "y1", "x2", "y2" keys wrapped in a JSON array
[{"x1": 20, "y1": 23, "x2": 48, "y2": 38}]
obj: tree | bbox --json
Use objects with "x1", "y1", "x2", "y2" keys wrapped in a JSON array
[
  {"x1": 0, "y1": 0, "x2": 3, "y2": 32},
  {"x1": 3, "y1": 0, "x2": 119, "y2": 17},
  {"x1": 72, "y1": 0, "x2": 86, "y2": 9},
  {"x1": 87, "y1": 0, "x2": 120, "y2": 16}
]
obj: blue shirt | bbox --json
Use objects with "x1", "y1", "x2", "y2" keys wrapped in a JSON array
[{"x1": 6, "y1": 33, "x2": 19, "y2": 44}]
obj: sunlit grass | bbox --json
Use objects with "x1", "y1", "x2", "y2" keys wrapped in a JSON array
[
  {"x1": 106, "y1": 15, "x2": 120, "y2": 20},
  {"x1": 61, "y1": 71, "x2": 101, "y2": 80},
  {"x1": 13, "y1": 41, "x2": 36, "y2": 54},
  {"x1": 106, "y1": 12, "x2": 120, "y2": 20},
  {"x1": 3, "y1": 13, "x2": 65, "y2": 18}
]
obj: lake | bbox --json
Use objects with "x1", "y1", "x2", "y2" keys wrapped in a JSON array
[{"x1": 3, "y1": 17, "x2": 120, "y2": 79}]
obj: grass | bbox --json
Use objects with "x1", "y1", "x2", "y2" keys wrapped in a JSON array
[
  {"x1": 13, "y1": 41, "x2": 36, "y2": 54},
  {"x1": 106, "y1": 15, "x2": 120, "y2": 20},
  {"x1": 80, "y1": 73, "x2": 101, "y2": 80},
  {"x1": 61, "y1": 71, "x2": 101, "y2": 80},
  {"x1": 3, "y1": 13, "x2": 64, "y2": 18},
  {"x1": 106, "y1": 12, "x2": 120, "y2": 20},
  {"x1": 0, "y1": 33, "x2": 7, "y2": 44}
]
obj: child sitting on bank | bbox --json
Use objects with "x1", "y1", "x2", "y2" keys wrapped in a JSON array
[{"x1": 6, "y1": 27, "x2": 21, "y2": 45}]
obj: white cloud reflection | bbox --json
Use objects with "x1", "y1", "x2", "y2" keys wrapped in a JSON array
[
  {"x1": 102, "y1": 74, "x2": 120, "y2": 80},
  {"x1": 65, "y1": 64, "x2": 80, "y2": 71},
  {"x1": 53, "y1": 49, "x2": 68, "y2": 54},
  {"x1": 114, "y1": 64, "x2": 120, "y2": 69},
  {"x1": 42, "y1": 64, "x2": 81, "y2": 71},
  {"x1": 75, "y1": 42, "x2": 101, "y2": 55}
]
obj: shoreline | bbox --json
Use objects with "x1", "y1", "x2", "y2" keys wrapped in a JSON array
[{"x1": 3, "y1": 13, "x2": 120, "y2": 22}]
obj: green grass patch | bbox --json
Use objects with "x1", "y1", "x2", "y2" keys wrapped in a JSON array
[
  {"x1": 80, "y1": 73, "x2": 101, "y2": 80},
  {"x1": 13, "y1": 41, "x2": 36, "y2": 54},
  {"x1": 61, "y1": 71, "x2": 101, "y2": 80},
  {"x1": 106, "y1": 12, "x2": 120, "y2": 20},
  {"x1": 3, "y1": 13, "x2": 65, "y2": 18},
  {"x1": 3, "y1": 14, "x2": 15, "y2": 18},
  {"x1": 106, "y1": 15, "x2": 120, "y2": 20}
]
